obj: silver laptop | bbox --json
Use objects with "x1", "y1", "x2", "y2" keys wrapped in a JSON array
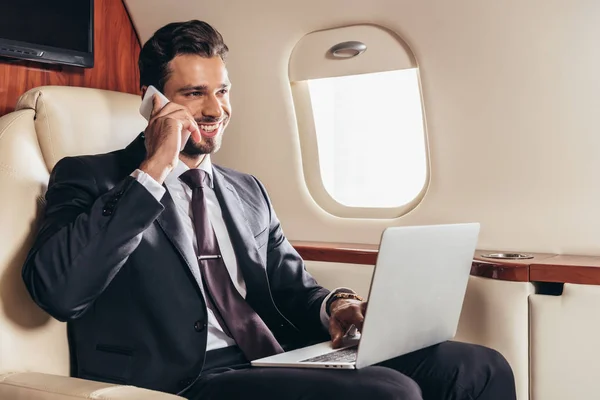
[{"x1": 251, "y1": 223, "x2": 480, "y2": 370}]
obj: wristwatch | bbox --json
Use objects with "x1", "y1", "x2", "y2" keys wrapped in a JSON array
[{"x1": 326, "y1": 289, "x2": 364, "y2": 316}]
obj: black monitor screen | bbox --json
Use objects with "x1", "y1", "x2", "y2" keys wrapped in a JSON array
[{"x1": 0, "y1": 0, "x2": 92, "y2": 53}]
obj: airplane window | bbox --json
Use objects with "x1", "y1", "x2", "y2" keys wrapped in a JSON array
[{"x1": 306, "y1": 68, "x2": 427, "y2": 208}]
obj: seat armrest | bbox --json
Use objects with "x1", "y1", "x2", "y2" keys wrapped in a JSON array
[{"x1": 0, "y1": 372, "x2": 184, "y2": 399}]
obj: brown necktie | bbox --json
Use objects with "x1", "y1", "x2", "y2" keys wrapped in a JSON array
[{"x1": 179, "y1": 169, "x2": 284, "y2": 361}]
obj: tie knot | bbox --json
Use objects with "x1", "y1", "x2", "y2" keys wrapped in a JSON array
[{"x1": 179, "y1": 169, "x2": 207, "y2": 189}]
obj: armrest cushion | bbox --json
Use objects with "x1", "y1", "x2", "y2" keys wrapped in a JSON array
[{"x1": 0, "y1": 372, "x2": 184, "y2": 399}]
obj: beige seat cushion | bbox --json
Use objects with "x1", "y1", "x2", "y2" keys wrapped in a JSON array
[
  {"x1": 16, "y1": 85, "x2": 146, "y2": 170},
  {"x1": 0, "y1": 372, "x2": 183, "y2": 399},
  {"x1": 0, "y1": 109, "x2": 68, "y2": 375},
  {"x1": 0, "y1": 86, "x2": 145, "y2": 376}
]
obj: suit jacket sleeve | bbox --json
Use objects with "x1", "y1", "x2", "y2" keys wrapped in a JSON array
[
  {"x1": 22, "y1": 156, "x2": 164, "y2": 321},
  {"x1": 253, "y1": 177, "x2": 330, "y2": 338}
]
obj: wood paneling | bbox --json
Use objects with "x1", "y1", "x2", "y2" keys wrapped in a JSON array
[
  {"x1": 0, "y1": 0, "x2": 140, "y2": 116},
  {"x1": 469, "y1": 261, "x2": 529, "y2": 282},
  {"x1": 470, "y1": 250, "x2": 555, "y2": 282},
  {"x1": 531, "y1": 255, "x2": 600, "y2": 285},
  {"x1": 293, "y1": 241, "x2": 379, "y2": 265},
  {"x1": 292, "y1": 241, "x2": 600, "y2": 284}
]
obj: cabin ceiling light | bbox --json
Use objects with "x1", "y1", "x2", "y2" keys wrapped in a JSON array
[{"x1": 328, "y1": 41, "x2": 367, "y2": 58}]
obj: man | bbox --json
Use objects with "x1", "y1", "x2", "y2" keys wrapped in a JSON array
[{"x1": 22, "y1": 20, "x2": 516, "y2": 400}]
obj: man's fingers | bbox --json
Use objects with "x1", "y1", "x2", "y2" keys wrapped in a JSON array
[
  {"x1": 151, "y1": 101, "x2": 186, "y2": 121},
  {"x1": 333, "y1": 301, "x2": 366, "y2": 333},
  {"x1": 156, "y1": 110, "x2": 200, "y2": 140},
  {"x1": 187, "y1": 118, "x2": 201, "y2": 142},
  {"x1": 181, "y1": 117, "x2": 201, "y2": 144},
  {"x1": 147, "y1": 97, "x2": 199, "y2": 142},
  {"x1": 150, "y1": 94, "x2": 162, "y2": 119},
  {"x1": 175, "y1": 112, "x2": 200, "y2": 141},
  {"x1": 155, "y1": 105, "x2": 188, "y2": 120},
  {"x1": 329, "y1": 318, "x2": 345, "y2": 349},
  {"x1": 160, "y1": 109, "x2": 200, "y2": 134},
  {"x1": 352, "y1": 307, "x2": 365, "y2": 332}
]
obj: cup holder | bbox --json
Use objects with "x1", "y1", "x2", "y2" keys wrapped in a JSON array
[{"x1": 480, "y1": 253, "x2": 534, "y2": 260}]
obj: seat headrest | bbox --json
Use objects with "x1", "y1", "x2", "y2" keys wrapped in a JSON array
[{"x1": 16, "y1": 86, "x2": 147, "y2": 170}]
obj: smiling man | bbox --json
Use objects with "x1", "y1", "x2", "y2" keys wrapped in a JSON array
[{"x1": 22, "y1": 20, "x2": 516, "y2": 400}]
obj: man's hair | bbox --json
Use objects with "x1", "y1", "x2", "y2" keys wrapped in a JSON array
[{"x1": 138, "y1": 20, "x2": 229, "y2": 90}]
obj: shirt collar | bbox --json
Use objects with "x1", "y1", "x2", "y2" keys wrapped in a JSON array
[{"x1": 165, "y1": 155, "x2": 214, "y2": 189}]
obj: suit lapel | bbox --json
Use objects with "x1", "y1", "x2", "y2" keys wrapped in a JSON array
[
  {"x1": 156, "y1": 190, "x2": 203, "y2": 287},
  {"x1": 212, "y1": 169, "x2": 300, "y2": 335},
  {"x1": 212, "y1": 168, "x2": 268, "y2": 297}
]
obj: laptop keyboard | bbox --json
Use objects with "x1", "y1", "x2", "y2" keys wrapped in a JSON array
[{"x1": 300, "y1": 347, "x2": 358, "y2": 363}]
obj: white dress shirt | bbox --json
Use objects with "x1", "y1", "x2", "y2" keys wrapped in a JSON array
[{"x1": 131, "y1": 156, "x2": 336, "y2": 351}]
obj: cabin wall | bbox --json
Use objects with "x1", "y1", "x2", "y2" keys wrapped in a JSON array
[
  {"x1": 0, "y1": 0, "x2": 140, "y2": 117},
  {"x1": 126, "y1": 0, "x2": 600, "y2": 256}
]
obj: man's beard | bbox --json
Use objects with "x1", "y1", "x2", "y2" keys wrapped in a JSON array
[
  {"x1": 180, "y1": 115, "x2": 227, "y2": 157},
  {"x1": 180, "y1": 134, "x2": 222, "y2": 157}
]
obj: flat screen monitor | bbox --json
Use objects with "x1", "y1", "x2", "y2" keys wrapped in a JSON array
[{"x1": 0, "y1": 0, "x2": 94, "y2": 68}]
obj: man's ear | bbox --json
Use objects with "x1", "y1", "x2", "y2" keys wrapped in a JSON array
[{"x1": 140, "y1": 85, "x2": 148, "y2": 100}]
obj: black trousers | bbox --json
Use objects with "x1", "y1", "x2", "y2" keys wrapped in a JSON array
[{"x1": 184, "y1": 341, "x2": 517, "y2": 400}]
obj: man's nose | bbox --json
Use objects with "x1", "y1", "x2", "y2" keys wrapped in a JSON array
[{"x1": 202, "y1": 94, "x2": 223, "y2": 119}]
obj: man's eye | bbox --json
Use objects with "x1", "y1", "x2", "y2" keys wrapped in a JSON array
[
  {"x1": 186, "y1": 91, "x2": 203, "y2": 97},
  {"x1": 218, "y1": 89, "x2": 229, "y2": 95}
]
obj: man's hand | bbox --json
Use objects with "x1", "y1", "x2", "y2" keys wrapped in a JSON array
[
  {"x1": 329, "y1": 298, "x2": 368, "y2": 348},
  {"x1": 140, "y1": 94, "x2": 201, "y2": 184}
]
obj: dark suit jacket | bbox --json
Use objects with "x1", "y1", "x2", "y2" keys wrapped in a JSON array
[{"x1": 22, "y1": 134, "x2": 330, "y2": 394}]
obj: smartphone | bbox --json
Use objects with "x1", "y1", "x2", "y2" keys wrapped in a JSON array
[{"x1": 139, "y1": 85, "x2": 170, "y2": 121}]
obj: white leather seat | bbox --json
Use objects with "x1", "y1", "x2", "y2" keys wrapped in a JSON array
[{"x1": 0, "y1": 86, "x2": 181, "y2": 399}]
